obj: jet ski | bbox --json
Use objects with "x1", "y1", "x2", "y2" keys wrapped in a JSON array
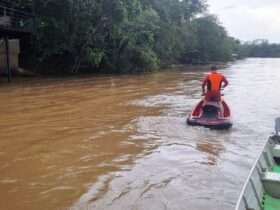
[{"x1": 187, "y1": 95, "x2": 232, "y2": 129}]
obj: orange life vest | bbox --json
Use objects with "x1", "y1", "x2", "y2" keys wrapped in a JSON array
[{"x1": 206, "y1": 72, "x2": 224, "y2": 92}]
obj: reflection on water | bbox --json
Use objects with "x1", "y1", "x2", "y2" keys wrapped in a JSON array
[
  {"x1": 196, "y1": 138, "x2": 225, "y2": 166},
  {"x1": 1, "y1": 59, "x2": 280, "y2": 210}
]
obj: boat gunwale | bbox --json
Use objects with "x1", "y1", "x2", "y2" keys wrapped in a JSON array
[{"x1": 235, "y1": 135, "x2": 278, "y2": 210}]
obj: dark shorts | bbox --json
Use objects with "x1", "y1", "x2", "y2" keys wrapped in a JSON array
[{"x1": 205, "y1": 91, "x2": 221, "y2": 101}]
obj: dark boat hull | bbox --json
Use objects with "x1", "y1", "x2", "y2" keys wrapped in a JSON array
[
  {"x1": 187, "y1": 99, "x2": 232, "y2": 129},
  {"x1": 187, "y1": 117, "x2": 232, "y2": 129}
]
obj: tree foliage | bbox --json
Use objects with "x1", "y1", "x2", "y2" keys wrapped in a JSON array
[
  {"x1": 20, "y1": 0, "x2": 242, "y2": 73},
  {"x1": 240, "y1": 40, "x2": 280, "y2": 58}
]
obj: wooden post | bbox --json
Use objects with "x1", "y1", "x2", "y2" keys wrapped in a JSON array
[{"x1": 4, "y1": 36, "x2": 11, "y2": 83}]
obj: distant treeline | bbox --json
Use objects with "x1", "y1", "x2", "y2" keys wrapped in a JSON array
[
  {"x1": 239, "y1": 40, "x2": 280, "y2": 58},
  {"x1": 12, "y1": 0, "x2": 247, "y2": 73}
]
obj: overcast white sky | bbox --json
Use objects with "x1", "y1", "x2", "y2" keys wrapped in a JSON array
[{"x1": 207, "y1": 0, "x2": 280, "y2": 43}]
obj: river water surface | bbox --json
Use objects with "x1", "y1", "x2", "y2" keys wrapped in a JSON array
[{"x1": 1, "y1": 58, "x2": 280, "y2": 210}]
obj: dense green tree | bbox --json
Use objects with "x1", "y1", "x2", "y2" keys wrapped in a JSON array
[
  {"x1": 191, "y1": 15, "x2": 234, "y2": 62},
  {"x1": 14, "y1": 0, "x2": 244, "y2": 73},
  {"x1": 236, "y1": 40, "x2": 280, "y2": 58}
]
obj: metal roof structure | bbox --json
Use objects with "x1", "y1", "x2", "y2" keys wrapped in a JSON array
[{"x1": 0, "y1": 1, "x2": 34, "y2": 38}]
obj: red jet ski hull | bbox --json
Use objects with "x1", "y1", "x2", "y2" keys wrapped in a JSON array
[{"x1": 187, "y1": 99, "x2": 232, "y2": 129}]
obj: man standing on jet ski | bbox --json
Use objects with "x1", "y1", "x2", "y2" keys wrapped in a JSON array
[{"x1": 202, "y1": 66, "x2": 229, "y2": 102}]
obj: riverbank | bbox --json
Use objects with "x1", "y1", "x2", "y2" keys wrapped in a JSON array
[{"x1": 0, "y1": 62, "x2": 231, "y2": 84}]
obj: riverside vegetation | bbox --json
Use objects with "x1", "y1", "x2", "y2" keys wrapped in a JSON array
[{"x1": 10, "y1": 0, "x2": 280, "y2": 74}]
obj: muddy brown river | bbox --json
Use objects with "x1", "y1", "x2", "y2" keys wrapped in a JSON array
[{"x1": 1, "y1": 58, "x2": 280, "y2": 210}]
